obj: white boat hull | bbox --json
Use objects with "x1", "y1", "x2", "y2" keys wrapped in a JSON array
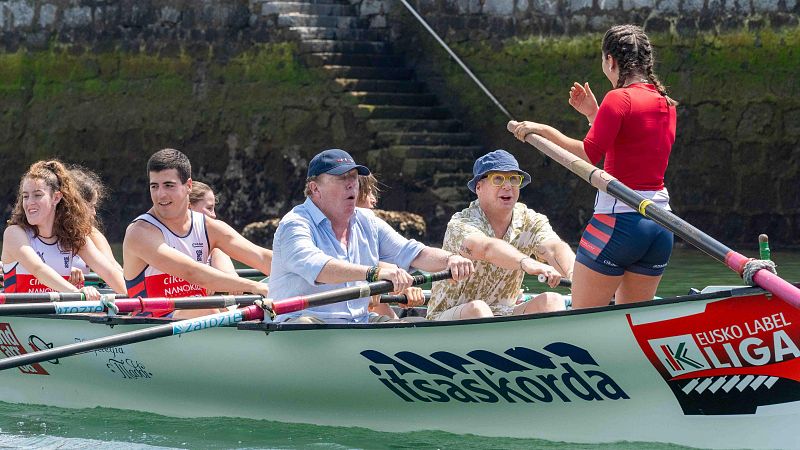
[{"x1": 0, "y1": 288, "x2": 798, "y2": 449}]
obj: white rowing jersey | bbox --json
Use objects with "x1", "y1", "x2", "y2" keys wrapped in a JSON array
[
  {"x1": 125, "y1": 211, "x2": 209, "y2": 316},
  {"x1": 2, "y1": 229, "x2": 75, "y2": 293}
]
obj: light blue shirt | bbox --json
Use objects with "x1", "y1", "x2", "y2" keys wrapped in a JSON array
[{"x1": 269, "y1": 198, "x2": 426, "y2": 323}]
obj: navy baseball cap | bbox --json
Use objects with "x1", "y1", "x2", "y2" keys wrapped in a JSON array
[
  {"x1": 467, "y1": 149, "x2": 531, "y2": 193},
  {"x1": 307, "y1": 149, "x2": 370, "y2": 178}
]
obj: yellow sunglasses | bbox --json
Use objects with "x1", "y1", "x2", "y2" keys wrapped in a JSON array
[{"x1": 483, "y1": 172, "x2": 524, "y2": 187}]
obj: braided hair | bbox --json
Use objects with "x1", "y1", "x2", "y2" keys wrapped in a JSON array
[{"x1": 602, "y1": 24, "x2": 677, "y2": 106}]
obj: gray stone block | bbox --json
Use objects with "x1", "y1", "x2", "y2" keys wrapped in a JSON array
[
  {"x1": 623, "y1": 0, "x2": 656, "y2": 8},
  {"x1": 9, "y1": 0, "x2": 34, "y2": 28},
  {"x1": 449, "y1": 0, "x2": 482, "y2": 13},
  {"x1": 160, "y1": 6, "x2": 181, "y2": 24},
  {"x1": 753, "y1": 0, "x2": 780, "y2": 11},
  {"x1": 63, "y1": 6, "x2": 92, "y2": 28},
  {"x1": 38, "y1": 3, "x2": 56, "y2": 28},
  {"x1": 658, "y1": 0, "x2": 681, "y2": 13},
  {"x1": 360, "y1": 0, "x2": 387, "y2": 16},
  {"x1": 682, "y1": 0, "x2": 705, "y2": 12},
  {"x1": 531, "y1": 0, "x2": 559, "y2": 15},
  {"x1": 484, "y1": 0, "x2": 515, "y2": 15},
  {"x1": 598, "y1": 0, "x2": 621, "y2": 10},
  {"x1": 566, "y1": 0, "x2": 594, "y2": 11}
]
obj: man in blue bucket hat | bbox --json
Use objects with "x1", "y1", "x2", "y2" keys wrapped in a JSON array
[
  {"x1": 427, "y1": 149, "x2": 576, "y2": 320},
  {"x1": 269, "y1": 148, "x2": 475, "y2": 323}
]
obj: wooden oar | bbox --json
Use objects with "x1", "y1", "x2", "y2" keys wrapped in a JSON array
[
  {"x1": 0, "y1": 295, "x2": 265, "y2": 316},
  {"x1": 508, "y1": 121, "x2": 800, "y2": 308},
  {"x1": 0, "y1": 271, "x2": 451, "y2": 371}
]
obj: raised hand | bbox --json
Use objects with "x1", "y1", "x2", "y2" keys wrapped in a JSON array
[{"x1": 568, "y1": 82, "x2": 599, "y2": 120}]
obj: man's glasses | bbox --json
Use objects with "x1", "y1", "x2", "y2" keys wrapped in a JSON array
[{"x1": 483, "y1": 173, "x2": 524, "y2": 187}]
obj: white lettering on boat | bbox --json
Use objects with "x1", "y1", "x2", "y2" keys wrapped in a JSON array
[
  {"x1": 171, "y1": 311, "x2": 244, "y2": 335},
  {"x1": 362, "y1": 343, "x2": 629, "y2": 404},
  {"x1": 0, "y1": 323, "x2": 49, "y2": 375}
]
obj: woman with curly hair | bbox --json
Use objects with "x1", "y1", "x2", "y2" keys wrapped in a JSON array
[{"x1": 2, "y1": 160, "x2": 127, "y2": 298}]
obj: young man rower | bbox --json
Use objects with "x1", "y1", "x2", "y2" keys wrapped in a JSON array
[{"x1": 123, "y1": 149, "x2": 271, "y2": 318}]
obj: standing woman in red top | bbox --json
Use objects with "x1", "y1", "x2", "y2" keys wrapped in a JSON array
[
  {"x1": 1, "y1": 160, "x2": 127, "y2": 298},
  {"x1": 511, "y1": 24, "x2": 678, "y2": 308}
]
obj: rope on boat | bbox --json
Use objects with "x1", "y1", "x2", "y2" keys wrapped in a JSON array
[
  {"x1": 743, "y1": 259, "x2": 778, "y2": 287},
  {"x1": 254, "y1": 298, "x2": 275, "y2": 320},
  {"x1": 100, "y1": 295, "x2": 119, "y2": 316}
]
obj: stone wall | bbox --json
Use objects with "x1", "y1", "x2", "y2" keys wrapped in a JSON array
[{"x1": 0, "y1": 0, "x2": 374, "y2": 239}]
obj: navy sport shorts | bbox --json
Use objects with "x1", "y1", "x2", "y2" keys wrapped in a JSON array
[{"x1": 576, "y1": 212, "x2": 673, "y2": 276}]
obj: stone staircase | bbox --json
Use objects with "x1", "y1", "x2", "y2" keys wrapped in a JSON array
[{"x1": 256, "y1": 0, "x2": 481, "y2": 238}]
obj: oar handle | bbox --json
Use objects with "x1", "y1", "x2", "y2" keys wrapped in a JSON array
[
  {"x1": 536, "y1": 274, "x2": 572, "y2": 288},
  {"x1": 379, "y1": 293, "x2": 432, "y2": 304},
  {"x1": 271, "y1": 270, "x2": 451, "y2": 315}
]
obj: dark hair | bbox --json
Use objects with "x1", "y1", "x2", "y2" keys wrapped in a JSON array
[
  {"x1": 9, "y1": 160, "x2": 92, "y2": 253},
  {"x1": 147, "y1": 148, "x2": 191, "y2": 183},
  {"x1": 602, "y1": 24, "x2": 677, "y2": 106},
  {"x1": 189, "y1": 180, "x2": 214, "y2": 206}
]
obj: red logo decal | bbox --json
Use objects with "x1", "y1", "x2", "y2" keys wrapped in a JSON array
[
  {"x1": 628, "y1": 293, "x2": 800, "y2": 415},
  {"x1": 0, "y1": 323, "x2": 49, "y2": 375}
]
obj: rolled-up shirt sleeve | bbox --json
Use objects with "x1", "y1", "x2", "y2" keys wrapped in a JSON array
[
  {"x1": 374, "y1": 216, "x2": 425, "y2": 270},
  {"x1": 584, "y1": 89, "x2": 629, "y2": 165},
  {"x1": 274, "y1": 219, "x2": 333, "y2": 285}
]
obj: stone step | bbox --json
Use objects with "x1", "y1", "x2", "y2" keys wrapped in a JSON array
[
  {"x1": 260, "y1": 2, "x2": 355, "y2": 16},
  {"x1": 336, "y1": 78, "x2": 424, "y2": 93},
  {"x1": 350, "y1": 92, "x2": 437, "y2": 106},
  {"x1": 431, "y1": 186, "x2": 469, "y2": 202},
  {"x1": 300, "y1": 40, "x2": 390, "y2": 54},
  {"x1": 324, "y1": 65, "x2": 413, "y2": 80},
  {"x1": 376, "y1": 131, "x2": 475, "y2": 146},
  {"x1": 385, "y1": 145, "x2": 482, "y2": 159},
  {"x1": 402, "y1": 158, "x2": 475, "y2": 178},
  {"x1": 289, "y1": 27, "x2": 389, "y2": 41},
  {"x1": 306, "y1": 52, "x2": 404, "y2": 67},
  {"x1": 277, "y1": 13, "x2": 360, "y2": 28},
  {"x1": 432, "y1": 172, "x2": 474, "y2": 188},
  {"x1": 360, "y1": 105, "x2": 451, "y2": 120},
  {"x1": 366, "y1": 119, "x2": 464, "y2": 133}
]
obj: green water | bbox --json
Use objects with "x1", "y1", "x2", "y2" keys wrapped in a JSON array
[{"x1": 1, "y1": 247, "x2": 798, "y2": 449}]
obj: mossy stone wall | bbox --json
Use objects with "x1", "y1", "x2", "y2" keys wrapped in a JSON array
[{"x1": 394, "y1": 24, "x2": 800, "y2": 246}]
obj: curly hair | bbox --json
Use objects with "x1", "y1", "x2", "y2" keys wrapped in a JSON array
[
  {"x1": 9, "y1": 160, "x2": 92, "y2": 254},
  {"x1": 602, "y1": 24, "x2": 677, "y2": 106},
  {"x1": 357, "y1": 174, "x2": 381, "y2": 207}
]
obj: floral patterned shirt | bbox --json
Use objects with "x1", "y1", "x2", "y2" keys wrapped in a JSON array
[{"x1": 427, "y1": 200, "x2": 561, "y2": 319}]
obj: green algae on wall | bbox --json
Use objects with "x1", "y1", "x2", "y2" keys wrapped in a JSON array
[
  {"x1": 405, "y1": 27, "x2": 800, "y2": 245},
  {"x1": 0, "y1": 42, "x2": 360, "y2": 239}
]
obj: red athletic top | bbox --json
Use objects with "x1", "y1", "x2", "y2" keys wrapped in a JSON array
[{"x1": 584, "y1": 83, "x2": 676, "y2": 191}]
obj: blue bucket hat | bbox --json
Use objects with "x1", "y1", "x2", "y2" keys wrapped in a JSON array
[
  {"x1": 467, "y1": 149, "x2": 531, "y2": 193},
  {"x1": 307, "y1": 149, "x2": 370, "y2": 178}
]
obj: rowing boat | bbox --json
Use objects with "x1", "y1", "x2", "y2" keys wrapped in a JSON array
[{"x1": 0, "y1": 284, "x2": 797, "y2": 449}]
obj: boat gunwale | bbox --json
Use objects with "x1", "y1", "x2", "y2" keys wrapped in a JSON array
[{"x1": 5, "y1": 283, "x2": 781, "y2": 331}]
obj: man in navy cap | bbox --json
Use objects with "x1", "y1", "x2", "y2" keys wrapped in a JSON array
[
  {"x1": 269, "y1": 149, "x2": 474, "y2": 323},
  {"x1": 426, "y1": 149, "x2": 576, "y2": 320}
]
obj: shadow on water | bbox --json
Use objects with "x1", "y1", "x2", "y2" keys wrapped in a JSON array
[{"x1": 0, "y1": 402, "x2": 697, "y2": 450}]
